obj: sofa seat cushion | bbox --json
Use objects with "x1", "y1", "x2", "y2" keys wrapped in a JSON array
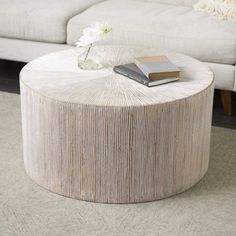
[
  {"x1": 67, "y1": 0, "x2": 236, "y2": 64},
  {"x1": 134, "y1": 0, "x2": 198, "y2": 6},
  {"x1": 0, "y1": 0, "x2": 103, "y2": 43}
]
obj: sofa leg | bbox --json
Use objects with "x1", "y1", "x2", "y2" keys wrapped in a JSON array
[{"x1": 220, "y1": 90, "x2": 232, "y2": 116}]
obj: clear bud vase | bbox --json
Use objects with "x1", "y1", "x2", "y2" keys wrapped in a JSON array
[{"x1": 77, "y1": 45, "x2": 103, "y2": 70}]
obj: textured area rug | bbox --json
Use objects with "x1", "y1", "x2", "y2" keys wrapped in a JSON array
[{"x1": 0, "y1": 91, "x2": 236, "y2": 236}]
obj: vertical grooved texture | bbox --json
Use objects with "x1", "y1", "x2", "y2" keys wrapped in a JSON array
[{"x1": 21, "y1": 82, "x2": 214, "y2": 203}]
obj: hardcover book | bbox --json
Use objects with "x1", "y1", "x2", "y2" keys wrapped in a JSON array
[
  {"x1": 134, "y1": 56, "x2": 180, "y2": 79},
  {"x1": 113, "y1": 63, "x2": 179, "y2": 87}
]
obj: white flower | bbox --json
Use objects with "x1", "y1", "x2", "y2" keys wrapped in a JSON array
[{"x1": 76, "y1": 22, "x2": 112, "y2": 48}]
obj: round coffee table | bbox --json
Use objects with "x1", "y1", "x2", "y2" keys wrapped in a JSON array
[{"x1": 20, "y1": 47, "x2": 214, "y2": 203}]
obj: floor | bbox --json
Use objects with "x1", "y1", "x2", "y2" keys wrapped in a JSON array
[{"x1": 0, "y1": 59, "x2": 236, "y2": 129}]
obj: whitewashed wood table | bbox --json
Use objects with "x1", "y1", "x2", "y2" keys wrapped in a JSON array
[{"x1": 20, "y1": 47, "x2": 214, "y2": 203}]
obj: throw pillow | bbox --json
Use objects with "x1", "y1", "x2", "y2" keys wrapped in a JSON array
[{"x1": 194, "y1": 0, "x2": 236, "y2": 21}]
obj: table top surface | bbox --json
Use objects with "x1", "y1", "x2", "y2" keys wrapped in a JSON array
[{"x1": 20, "y1": 46, "x2": 214, "y2": 107}]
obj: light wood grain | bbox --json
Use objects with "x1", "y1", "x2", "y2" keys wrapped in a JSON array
[{"x1": 20, "y1": 48, "x2": 214, "y2": 203}]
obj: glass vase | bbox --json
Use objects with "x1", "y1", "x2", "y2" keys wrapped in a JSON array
[{"x1": 77, "y1": 46, "x2": 103, "y2": 70}]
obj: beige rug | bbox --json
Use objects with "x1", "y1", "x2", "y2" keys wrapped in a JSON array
[{"x1": 0, "y1": 91, "x2": 236, "y2": 236}]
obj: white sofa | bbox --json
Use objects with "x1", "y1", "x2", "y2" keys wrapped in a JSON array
[{"x1": 0, "y1": 0, "x2": 235, "y2": 114}]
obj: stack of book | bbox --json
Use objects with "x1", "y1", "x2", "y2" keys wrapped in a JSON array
[{"x1": 113, "y1": 56, "x2": 180, "y2": 87}]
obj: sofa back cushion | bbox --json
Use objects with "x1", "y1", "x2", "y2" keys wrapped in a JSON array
[
  {"x1": 0, "y1": 0, "x2": 104, "y2": 43},
  {"x1": 67, "y1": 0, "x2": 236, "y2": 65},
  {"x1": 134, "y1": 0, "x2": 198, "y2": 6}
]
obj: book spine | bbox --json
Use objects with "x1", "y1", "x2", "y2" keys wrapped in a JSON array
[{"x1": 128, "y1": 74, "x2": 149, "y2": 87}]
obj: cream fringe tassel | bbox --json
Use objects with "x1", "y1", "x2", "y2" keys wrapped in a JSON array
[{"x1": 194, "y1": 0, "x2": 236, "y2": 21}]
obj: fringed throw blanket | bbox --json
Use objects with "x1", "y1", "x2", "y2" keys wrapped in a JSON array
[{"x1": 194, "y1": 0, "x2": 236, "y2": 21}]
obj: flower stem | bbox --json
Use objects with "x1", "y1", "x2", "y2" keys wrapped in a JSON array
[{"x1": 84, "y1": 43, "x2": 93, "y2": 61}]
